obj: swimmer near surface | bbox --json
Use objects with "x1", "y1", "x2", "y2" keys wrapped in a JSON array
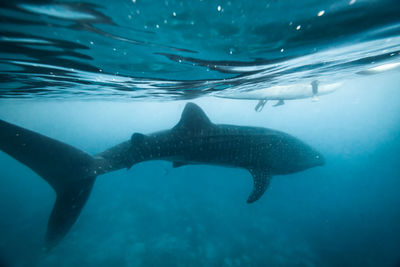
[
  {"x1": 252, "y1": 81, "x2": 340, "y2": 111},
  {"x1": 0, "y1": 103, "x2": 325, "y2": 250}
]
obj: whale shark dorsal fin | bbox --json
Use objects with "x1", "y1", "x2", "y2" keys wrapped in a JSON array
[
  {"x1": 173, "y1": 102, "x2": 213, "y2": 131},
  {"x1": 247, "y1": 168, "x2": 271, "y2": 203},
  {"x1": 131, "y1": 132, "x2": 147, "y2": 145}
]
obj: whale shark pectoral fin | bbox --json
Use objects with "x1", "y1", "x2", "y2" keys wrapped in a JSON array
[
  {"x1": 172, "y1": 161, "x2": 188, "y2": 168},
  {"x1": 45, "y1": 177, "x2": 95, "y2": 250},
  {"x1": 246, "y1": 168, "x2": 271, "y2": 204}
]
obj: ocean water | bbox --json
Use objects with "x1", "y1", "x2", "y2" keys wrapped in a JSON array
[{"x1": 0, "y1": 0, "x2": 400, "y2": 266}]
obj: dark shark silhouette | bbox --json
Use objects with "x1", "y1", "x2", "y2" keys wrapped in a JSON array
[{"x1": 0, "y1": 103, "x2": 325, "y2": 249}]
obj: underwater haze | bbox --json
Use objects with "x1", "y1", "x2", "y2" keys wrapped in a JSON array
[{"x1": 1, "y1": 0, "x2": 400, "y2": 266}]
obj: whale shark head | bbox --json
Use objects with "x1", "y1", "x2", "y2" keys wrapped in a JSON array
[
  {"x1": 266, "y1": 132, "x2": 325, "y2": 175},
  {"x1": 286, "y1": 142, "x2": 325, "y2": 173},
  {"x1": 291, "y1": 144, "x2": 325, "y2": 171}
]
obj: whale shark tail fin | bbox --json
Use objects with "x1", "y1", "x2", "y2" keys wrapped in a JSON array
[{"x1": 0, "y1": 119, "x2": 97, "y2": 250}]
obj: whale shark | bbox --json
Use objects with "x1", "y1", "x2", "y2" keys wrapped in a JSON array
[{"x1": 0, "y1": 102, "x2": 325, "y2": 249}]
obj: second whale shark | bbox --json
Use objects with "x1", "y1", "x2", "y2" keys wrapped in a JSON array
[{"x1": 0, "y1": 102, "x2": 325, "y2": 249}]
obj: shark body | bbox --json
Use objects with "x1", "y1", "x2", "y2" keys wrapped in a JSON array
[{"x1": 0, "y1": 103, "x2": 324, "y2": 249}]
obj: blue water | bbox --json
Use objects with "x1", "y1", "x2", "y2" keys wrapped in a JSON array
[{"x1": 1, "y1": 0, "x2": 400, "y2": 266}]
